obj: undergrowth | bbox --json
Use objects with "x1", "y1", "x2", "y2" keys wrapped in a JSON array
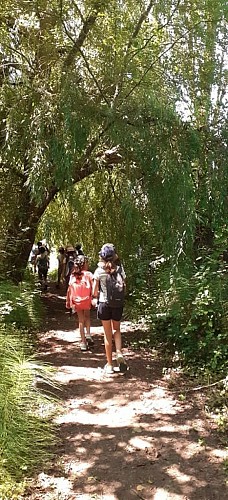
[
  {"x1": 126, "y1": 251, "x2": 228, "y2": 442},
  {"x1": 0, "y1": 279, "x2": 43, "y2": 329},
  {"x1": 0, "y1": 280, "x2": 59, "y2": 499}
]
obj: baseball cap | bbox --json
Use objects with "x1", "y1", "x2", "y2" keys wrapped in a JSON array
[
  {"x1": 99, "y1": 243, "x2": 116, "y2": 261},
  {"x1": 66, "y1": 245, "x2": 75, "y2": 252}
]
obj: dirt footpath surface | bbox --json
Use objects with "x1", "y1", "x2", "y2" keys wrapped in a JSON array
[{"x1": 25, "y1": 283, "x2": 227, "y2": 500}]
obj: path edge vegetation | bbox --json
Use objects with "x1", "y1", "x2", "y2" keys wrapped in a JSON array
[
  {"x1": 0, "y1": 269, "x2": 227, "y2": 498},
  {"x1": 0, "y1": 277, "x2": 59, "y2": 499}
]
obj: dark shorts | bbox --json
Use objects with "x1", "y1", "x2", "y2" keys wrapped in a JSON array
[
  {"x1": 97, "y1": 302, "x2": 123, "y2": 322},
  {"x1": 38, "y1": 269, "x2": 48, "y2": 280}
]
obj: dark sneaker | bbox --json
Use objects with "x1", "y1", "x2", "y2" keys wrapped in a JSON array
[
  {"x1": 116, "y1": 353, "x2": 128, "y2": 373},
  {"x1": 86, "y1": 335, "x2": 94, "y2": 346}
]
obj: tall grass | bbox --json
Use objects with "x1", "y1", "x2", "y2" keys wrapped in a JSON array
[
  {"x1": 0, "y1": 281, "x2": 58, "y2": 499},
  {"x1": 0, "y1": 279, "x2": 43, "y2": 329}
]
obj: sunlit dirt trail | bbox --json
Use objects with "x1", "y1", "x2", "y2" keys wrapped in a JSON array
[{"x1": 24, "y1": 283, "x2": 227, "y2": 500}]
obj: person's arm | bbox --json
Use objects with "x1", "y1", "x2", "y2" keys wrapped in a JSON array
[
  {"x1": 66, "y1": 284, "x2": 72, "y2": 309},
  {"x1": 120, "y1": 264, "x2": 127, "y2": 291},
  {"x1": 34, "y1": 252, "x2": 38, "y2": 272},
  {"x1": 34, "y1": 254, "x2": 39, "y2": 271},
  {"x1": 91, "y1": 278, "x2": 99, "y2": 307}
]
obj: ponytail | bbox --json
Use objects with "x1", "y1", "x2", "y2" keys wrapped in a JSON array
[{"x1": 104, "y1": 260, "x2": 117, "y2": 274}]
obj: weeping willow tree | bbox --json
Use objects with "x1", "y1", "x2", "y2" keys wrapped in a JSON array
[
  {"x1": 39, "y1": 104, "x2": 199, "y2": 261},
  {"x1": 0, "y1": 0, "x2": 227, "y2": 281}
]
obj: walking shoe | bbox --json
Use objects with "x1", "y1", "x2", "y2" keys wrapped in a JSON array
[
  {"x1": 116, "y1": 353, "x2": 128, "y2": 373},
  {"x1": 86, "y1": 335, "x2": 94, "y2": 346},
  {"x1": 104, "y1": 363, "x2": 114, "y2": 374},
  {"x1": 80, "y1": 342, "x2": 88, "y2": 351}
]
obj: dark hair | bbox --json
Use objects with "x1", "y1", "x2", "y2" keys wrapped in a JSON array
[
  {"x1": 104, "y1": 260, "x2": 118, "y2": 274},
  {"x1": 72, "y1": 255, "x2": 85, "y2": 278},
  {"x1": 58, "y1": 246, "x2": 65, "y2": 254},
  {"x1": 39, "y1": 246, "x2": 46, "y2": 254},
  {"x1": 75, "y1": 255, "x2": 85, "y2": 266}
]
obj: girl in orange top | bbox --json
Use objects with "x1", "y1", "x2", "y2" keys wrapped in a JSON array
[{"x1": 66, "y1": 255, "x2": 93, "y2": 351}]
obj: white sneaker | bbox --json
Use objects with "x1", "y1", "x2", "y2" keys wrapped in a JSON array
[
  {"x1": 104, "y1": 363, "x2": 114, "y2": 374},
  {"x1": 80, "y1": 342, "x2": 87, "y2": 351},
  {"x1": 116, "y1": 353, "x2": 128, "y2": 373}
]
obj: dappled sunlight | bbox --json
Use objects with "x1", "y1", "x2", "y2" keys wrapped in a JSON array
[
  {"x1": 54, "y1": 365, "x2": 106, "y2": 384},
  {"x1": 153, "y1": 424, "x2": 189, "y2": 433},
  {"x1": 129, "y1": 436, "x2": 154, "y2": 450},
  {"x1": 48, "y1": 329, "x2": 79, "y2": 343},
  {"x1": 153, "y1": 488, "x2": 184, "y2": 500},
  {"x1": 166, "y1": 464, "x2": 205, "y2": 486},
  {"x1": 210, "y1": 447, "x2": 227, "y2": 459},
  {"x1": 32, "y1": 283, "x2": 228, "y2": 499}
]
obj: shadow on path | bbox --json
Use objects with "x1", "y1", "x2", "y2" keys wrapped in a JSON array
[{"x1": 26, "y1": 282, "x2": 227, "y2": 500}]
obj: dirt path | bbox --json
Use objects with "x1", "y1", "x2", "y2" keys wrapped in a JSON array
[{"x1": 25, "y1": 283, "x2": 227, "y2": 500}]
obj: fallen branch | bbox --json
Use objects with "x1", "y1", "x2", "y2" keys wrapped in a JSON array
[
  {"x1": 149, "y1": 377, "x2": 227, "y2": 393},
  {"x1": 182, "y1": 377, "x2": 227, "y2": 392}
]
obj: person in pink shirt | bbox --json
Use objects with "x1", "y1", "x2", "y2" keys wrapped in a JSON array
[{"x1": 66, "y1": 255, "x2": 94, "y2": 351}]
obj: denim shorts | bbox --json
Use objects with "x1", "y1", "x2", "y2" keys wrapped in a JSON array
[{"x1": 97, "y1": 302, "x2": 123, "y2": 322}]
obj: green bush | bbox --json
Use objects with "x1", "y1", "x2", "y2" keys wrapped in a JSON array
[
  {"x1": 0, "y1": 282, "x2": 58, "y2": 498},
  {"x1": 0, "y1": 280, "x2": 43, "y2": 329},
  {"x1": 128, "y1": 253, "x2": 228, "y2": 375}
]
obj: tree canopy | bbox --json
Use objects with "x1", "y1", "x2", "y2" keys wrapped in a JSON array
[{"x1": 0, "y1": 0, "x2": 227, "y2": 278}]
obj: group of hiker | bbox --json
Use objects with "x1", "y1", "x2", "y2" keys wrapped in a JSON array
[
  {"x1": 30, "y1": 241, "x2": 50, "y2": 290},
  {"x1": 30, "y1": 242, "x2": 84, "y2": 291},
  {"x1": 66, "y1": 243, "x2": 128, "y2": 375},
  {"x1": 30, "y1": 241, "x2": 128, "y2": 374},
  {"x1": 56, "y1": 243, "x2": 84, "y2": 289}
]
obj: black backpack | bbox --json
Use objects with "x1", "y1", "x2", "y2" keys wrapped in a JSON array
[
  {"x1": 37, "y1": 254, "x2": 49, "y2": 271},
  {"x1": 106, "y1": 265, "x2": 125, "y2": 308},
  {"x1": 65, "y1": 255, "x2": 75, "y2": 277}
]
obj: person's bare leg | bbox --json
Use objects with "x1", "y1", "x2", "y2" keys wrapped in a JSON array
[
  {"x1": 113, "y1": 319, "x2": 127, "y2": 372},
  {"x1": 112, "y1": 320, "x2": 122, "y2": 353},
  {"x1": 77, "y1": 310, "x2": 86, "y2": 343},
  {"x1": 56, "y1": 265, "x2": 62, "y2": 287},
  {"x1": 84, "y1": 310, "x2": 91, "y2": 337},
  {"x1": 102, "y1": 320, "x2": 113, "y2": 366}
]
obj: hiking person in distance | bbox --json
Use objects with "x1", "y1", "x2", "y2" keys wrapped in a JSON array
[
  {"x1": 36, "y1": 245, "x2": 49, "y2": 291},
  {"x1": 29, "y1": 245, "x2": 38, "y2": 273},
  {"x1": 66, "y1": 255, "x2": 94, "y2": 351},
  {"x1": 37, "y1": 240, "x2": 50, "y2": 255},
  {"x1": 56, "y1": 246, "x2": 66, "y2": 288},
  {"x1": 65, "y1": 245, "x2": 77, "y2": 290},
  {"x1": 92, "y1": 243, "x2": 128, "y2": 374},
  {"x1": 75, "y1": 243, "x2": 84, "y2": 256}
]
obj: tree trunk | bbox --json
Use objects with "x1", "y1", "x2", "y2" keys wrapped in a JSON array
[{"x1": 0, "y1": 185, "x2": 56, "y2": 283}]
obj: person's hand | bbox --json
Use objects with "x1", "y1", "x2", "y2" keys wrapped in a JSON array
[{"x1": 92, "y1": 298, "x2": 98, "y2": 308}]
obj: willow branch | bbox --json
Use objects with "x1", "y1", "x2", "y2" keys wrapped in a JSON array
[
  {"x1": 111, "y1": 0, "x2": 155, "y2": 107},
  {"x1": 123, "y1": 17, "x2": 223, "y2": 102},
  {"x1": 78, "y1": 48, "x2": 110, "y2": 105},
  {"x1": 61, "y1": 17, "x2": 109, "y2": 104},
  {"x1": 62, "y1": 5, "x2": 100, "y2": 70},
  {"x1": 129, "y1": 0, "x2": 182, "y2": 62},
  {"x1": 127, "y1": 0, "x2": 155, "y2": 52},
  {"x1": 3, "y1": 44, "x2": 34, "y2": 70},
  {"x1": 72, "y1": 121, "x2": 114, "y2": 183},
  {"x1": 72, "y1": 1, "x2": 85, "y2": 23}
]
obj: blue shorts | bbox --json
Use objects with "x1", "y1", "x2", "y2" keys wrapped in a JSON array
[{"x1": 97, "y1": 302, "x2": 123, "y2": 322}]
